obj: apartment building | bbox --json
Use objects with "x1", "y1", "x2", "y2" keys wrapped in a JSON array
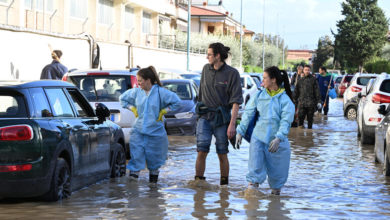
[
  {"x1": 0, "y1": 0, "x2": 188, "y2": 47},
  {"x1": 190, "y1": 0, "x2": 254, "y2": 39}
]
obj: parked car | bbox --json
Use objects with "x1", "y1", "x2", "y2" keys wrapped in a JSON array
[
  {"x1": 161, "y1": 79, "x2": 198, "y2": 135},
  {"x1": 374, "y1": 104, "x2": 390, "y2": 176},
  {"x1": 357, "y1": 73, "x2": 390, "y2": 144},
  {"x1": 0, "y1": 80, "x2": 126, "y2": 201},
  {"x1": 62, "y1": 69, "x2": 139, "y2": 157},
  {"x1": 248, "y1": 73, "x2": 263, "y2": 90},
  {"x1": 158, "y1": 68, "x2": 199, "y2": 81},
  {"x1": 343, "y1": 73, "x2": 377, "y2": 119},
  {"x1": 240, "y1": 73, "x2": 258, "y2": 106},
  {"x1": 337, "y1": 74, "x2": 354, "y2": 97}
]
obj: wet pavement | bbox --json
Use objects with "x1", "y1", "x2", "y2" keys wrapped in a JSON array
[{"x1": 1, "y1": 98, "x2": 390, "y2": 219}]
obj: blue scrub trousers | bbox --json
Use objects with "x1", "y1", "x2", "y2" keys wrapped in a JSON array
[
  {"x1": 246, "y1": 136, "x2": 291, "y2": 189},
  {"x1": 127, "y1": 130, "x2": 169, "y2": 172}
]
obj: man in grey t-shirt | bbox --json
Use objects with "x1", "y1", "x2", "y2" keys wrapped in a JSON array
[{"x1": 195, "y1": 42, "x2": 243, "y2": 185}]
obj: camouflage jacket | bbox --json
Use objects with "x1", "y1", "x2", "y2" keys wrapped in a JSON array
[{"x1": 293, "y1": 74, "x2": 321, "y2": 108}]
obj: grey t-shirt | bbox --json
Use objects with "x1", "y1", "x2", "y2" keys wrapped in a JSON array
[{"x1": 199, "y1": 63, "x2": 243, "y2": 119}]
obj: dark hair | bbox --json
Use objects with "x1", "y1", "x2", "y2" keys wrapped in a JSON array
[
  {"x1": 137, "y1": 66, "x2": 162, "y2": 86},
  {"x1": 208, "y1": 42, "x2": 230, "y2": 62},
  {"x1": 304, "y1": 64, "x2": 311, "y2": 69},
  {"x1": 264, "y1": 66, "x2": 293, "y2": 101},
  {"x1": 52, "y1": 50, "x2": 62, "y2": 59},
  {"x1": 319, "y1": 66, "x2": 327, "y2": 72}
]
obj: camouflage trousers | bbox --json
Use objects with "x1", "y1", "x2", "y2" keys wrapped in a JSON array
[{"x1": 298, "y1": 106, "x2": 316, "y2": 128}]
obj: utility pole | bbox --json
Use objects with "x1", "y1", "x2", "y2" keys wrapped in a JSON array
[
  {"x1": 239, "y1": 0, "x2": 243, "y2": 71},
  {"x1": 187, "y1": 0, "x2": 191, "y2": 71},
  {"x1": 262, "y1": 0, "x2": 265, "y2": 71}
]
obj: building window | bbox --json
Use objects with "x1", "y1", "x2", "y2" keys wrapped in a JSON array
[
  {"x1": 124, "y1": 6, "x2": 134, "y2": 30},
  {"x1": 142, "y1": 12, "x2": 152, "y2": 34},
  {"x1": 98, "y1": 0, "x2": 113, "y2": 25},
  {"x1": 70, "y1": 0, "x2": 87, "y2": 19},
  {"x1": 24, "y1": 0, "x2": 54, "y2": 12},
  {"x1": 208, "y1": 26, "x2": 215, "y2": 34}
]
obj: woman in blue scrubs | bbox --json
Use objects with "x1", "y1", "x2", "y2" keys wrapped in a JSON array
[
  {"x1": 120, "y1": 66, "x2": 181, "y2": 183},
  {"x1": 236, "y1": 66, "x2": 295, "y2": 195}
]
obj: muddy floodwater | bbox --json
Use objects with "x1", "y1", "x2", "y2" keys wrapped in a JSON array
[{"x1": 1, "y1": 99, "x2": 390, "y2": 219}]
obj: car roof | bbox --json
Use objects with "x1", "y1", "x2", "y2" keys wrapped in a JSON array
[
  {"x1": 0, "y1": 80, "x2": 75, "y2": 89},
  {"x1": 68, "y1": 69, "x2": 138, "y2": 76},
  {"x1": 161, "y1": 79, "x2": 193, "y2": 84},
  {"x1": 158, "y1": 68, "x2": 193, "y2": 75}
]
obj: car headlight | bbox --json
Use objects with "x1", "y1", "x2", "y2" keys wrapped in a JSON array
[{"x1": 174, "y1": 112, "x2": 194, "y2": 119}]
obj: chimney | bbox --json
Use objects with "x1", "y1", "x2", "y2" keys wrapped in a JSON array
[
  {"x1": 203, "y1": 2, "x2": 207, "y2": 6},
  {"x1": 225, "y1": 11, "x2": 229, "y2": 15}
]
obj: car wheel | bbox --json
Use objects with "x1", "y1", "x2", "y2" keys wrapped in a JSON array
[
  {"x1": 110, "y1": 143, "x2": 126, "y2": 178},
  {"x1": 361, "y1": 119, "x2": 374, "y2": 144},
  {"x1": 346, "y1": 106, "x2": 357, "y2": 120},
  {"x1": 384, "y1": 147, "x2": 390, "y2": 176},
  {"x1": 42, "y1": 158, "x2": 71, "y2": 201}
]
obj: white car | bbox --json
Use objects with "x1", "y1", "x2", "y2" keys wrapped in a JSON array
[
  {"x1": 357, "y1": 73, "x2": 390, "y2": 144},
  {"x1": 240, "y1": 73, "x2": 258, "y2": 107},
  {"x1": 343, "y1": 73, "x2": 377, "y2": 119},
  {"x1": 62, "y1": 69, "x2": 139, "y2": 157}
]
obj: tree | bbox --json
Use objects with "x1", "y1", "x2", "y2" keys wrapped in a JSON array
[
  {"x1": 312, "y1": 35, "x2": 334, "y2": 72},
  {"x1": 333, "y1": 0, "x2": 389, "y2": 72}
]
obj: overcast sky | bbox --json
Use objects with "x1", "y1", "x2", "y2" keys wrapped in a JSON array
[{"x1": 209, "y1": 0, "x2": 390, "y2": 50}]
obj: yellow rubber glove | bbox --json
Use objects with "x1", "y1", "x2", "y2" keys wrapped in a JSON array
[
  {"x1": 157, "y1": 108, "x2": 168, "y2": 121},
  {"x1": 130, "y1": 106, "x2": 138, "y2": 118}
]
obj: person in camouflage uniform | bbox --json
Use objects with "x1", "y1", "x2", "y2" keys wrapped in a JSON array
[{"x1": 293, "y1": 65, "x2": 321, "y2": 129}]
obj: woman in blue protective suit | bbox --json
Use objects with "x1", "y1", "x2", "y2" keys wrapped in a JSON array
[
  {"x1": 235, "y1": 66, "x2": 295, "y2": 195},
  {"x1": 119, "y1": 66, "x2": 181, "y2": 183}
]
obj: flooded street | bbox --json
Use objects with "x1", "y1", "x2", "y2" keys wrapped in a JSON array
[{"x1": 1, "y1": 98, "x2": 390, "y2": 219}]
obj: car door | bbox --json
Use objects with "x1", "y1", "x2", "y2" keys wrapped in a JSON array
[
  {"x1": 44, "y1": 88, "x2": 91, "y2": 188},
  {"x1": 65, "y1": 88, "x2": 111, "y2": 178}
]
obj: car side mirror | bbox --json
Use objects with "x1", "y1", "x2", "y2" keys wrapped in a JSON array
[
  {"x1": 194, "y1": 95, "x2": 198, "y2": 102},
  {"x1": 95, "y1": 103, "x2": 110, "y2": 122},
  {"x1": 378, "y1": 105, "x2": 387, "y2": 115},
  {"x1": 247, "y1": 84, "x2": 252, "y2": 89},
  {"x1": 358, "y1": 92, "x2": 362, "y2": 98}
]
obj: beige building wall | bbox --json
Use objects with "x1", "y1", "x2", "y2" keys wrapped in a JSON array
[{"x1": 0, "y1": 0, "x2": 186, "y2": 48}]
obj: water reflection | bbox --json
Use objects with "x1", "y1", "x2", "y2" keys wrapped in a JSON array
[{"x1": 191, "y1": 188, "x2": 232, "y2": 219}]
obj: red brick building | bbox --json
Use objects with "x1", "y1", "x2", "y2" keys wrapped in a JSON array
[{"x1": 287, "y1": 50, "x2": 314, "y2": 61}]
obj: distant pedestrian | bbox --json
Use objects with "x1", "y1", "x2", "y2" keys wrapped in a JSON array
[
  {"x1": 235, "y1": 66, "x2": 295, "y2": 195},
  {"x1": 293, "y1": 65, "x2": 321, "y2": 129},
  {"x1": 40, "y1": 50, "x2": 68, "y2": 80},
  {"x1": 194, "y1": 42, "x2": 243, "y2": 186},
  {"x1": 317, "y1": 66, "x2": 334, "y2": 115},
  {"x1": 290, "y1": 65, "x2": 303, "y2": 127},
  {"x1": 119, "y1": 66, "x2": 181, "y2": 183},
  {"x1": 291, "y1": 65, "x2": 303, "y2": 87}
]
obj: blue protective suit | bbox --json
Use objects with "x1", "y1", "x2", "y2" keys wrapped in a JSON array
[
  {"x1": 119, "y1": 85, "x2": 181, "y2": 171},
  {"x1": 237, "y1": 90, "x2": 295, "y2": 189}
]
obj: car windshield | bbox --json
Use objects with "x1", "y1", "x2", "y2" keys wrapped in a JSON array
[
  {"x1": 181, "y1": 74, "x2": 200, "y2": 79},
  {"x1": 357, "y1": 77, "x2": 376, "y2": 86},
  {"x1": 163, "y1": 82, "x2": 192, "y2": 100},
  {"x1": 335, "y1": 77, "x2": 342, "y2": 83},
  {"x1": 380, "y1": 80, "x2": 390, "y2": 93},
  {"x1": 252, "y1": 77, "x2": 262, "y2": 88},
  {"x1": 192, "y1": 77, "x2": 200, "y2": 87},
  {"x1": 344, "y1": 76, "x2": 353, "y2": 82},
  {"x1": 0, "y1": 93, "x2": 27, "y2": 118},
  {"x1": 71, "y1": 76, "x2": 129, "y2": 102}
]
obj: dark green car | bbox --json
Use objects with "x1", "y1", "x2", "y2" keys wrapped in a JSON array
[{"x1": 0, "y1": 80, "x2": 127, "y2": 201}]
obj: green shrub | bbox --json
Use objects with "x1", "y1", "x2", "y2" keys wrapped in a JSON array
[{"x1": 364, "y1": 58, "x2": 390, "y2": 73}]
